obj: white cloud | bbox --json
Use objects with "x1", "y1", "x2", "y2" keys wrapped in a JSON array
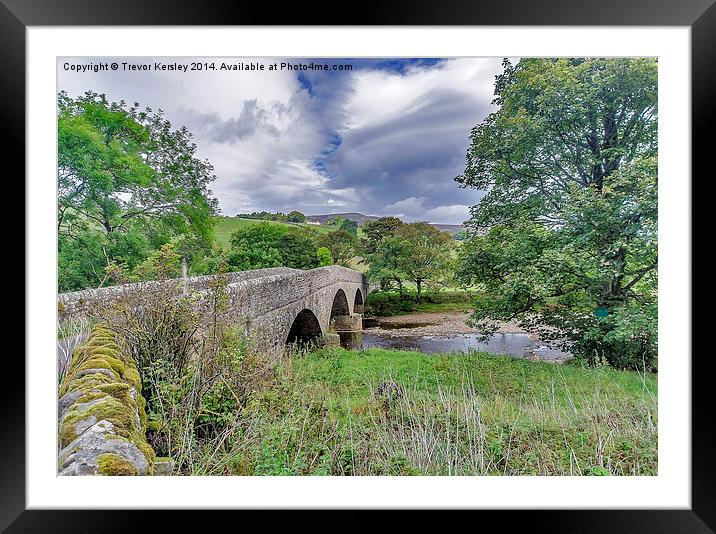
[
  {"x1": 382, "y1": 197, "x2": 473, "y2": 225},
  {"x1": 58, "y1": 57, "x2": 501, "y2": 220}
]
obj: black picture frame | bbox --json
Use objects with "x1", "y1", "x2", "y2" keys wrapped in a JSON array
[{"x1": 6, "y1": 0, "x2": 707, "y2": 530}]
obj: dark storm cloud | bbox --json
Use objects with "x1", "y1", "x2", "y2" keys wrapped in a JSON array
[{"x1": 322, "y1": 86, "x2": 492, "y2": 218}]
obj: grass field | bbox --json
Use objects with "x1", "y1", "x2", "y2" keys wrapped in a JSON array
[{"x1": 190, "y1": 347, "x2": 657, "y2": 476}]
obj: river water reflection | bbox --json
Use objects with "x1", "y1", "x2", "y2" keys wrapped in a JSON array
[{"x1": 339, "y1": 322, "x2": 571, "y2": 362}]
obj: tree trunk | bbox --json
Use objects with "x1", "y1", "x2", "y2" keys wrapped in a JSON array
[
  {"x1": 102, "y1": 200, "x2": 113, "y2": 234},
  {"x1": 416, "y1": 280, "x2": 422, "y2": 303},
  {"x1": 598, "y1": 246, "x2": 628, "y2": 308}
]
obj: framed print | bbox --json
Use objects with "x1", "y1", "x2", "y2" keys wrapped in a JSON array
[{"x1": 6, "y1": 0, "x2": 709, "y2": 530}]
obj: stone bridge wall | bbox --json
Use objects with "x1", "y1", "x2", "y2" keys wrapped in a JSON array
[
  {"x1": 57, "y1": 267, "x2": 299, "y2": 321},
  {"x1": 58, "y1": 265, "x2": 371, "y2": 350}
]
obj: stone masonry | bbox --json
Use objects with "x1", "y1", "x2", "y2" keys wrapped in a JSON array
[{"x1": 58, "y1": 265, "x2": 371, "y2": 351}]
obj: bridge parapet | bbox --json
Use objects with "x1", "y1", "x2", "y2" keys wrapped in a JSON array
[
  {"x1": 58, "y1": 266, "x2": 371, "y2": 350},
  {"x1": 57, "y1": 267, "x2": 302, "y2": 322}
]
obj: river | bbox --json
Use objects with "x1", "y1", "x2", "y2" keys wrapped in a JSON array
[{"x1": 344, "y1": 312, "x2": 572, "y2": 362}]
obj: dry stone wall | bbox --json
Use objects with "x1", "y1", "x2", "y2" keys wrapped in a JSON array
[{"x1": 57, "y1": 324, "x2": 169, "y2": 476}]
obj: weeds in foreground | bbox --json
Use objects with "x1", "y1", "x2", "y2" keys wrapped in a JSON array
[
  {"x1": 57, "y1": 316, "x2": 92, "y2": 385},
  {"x1": 179, "y1": 349, "x2": 657, "y2": 476}
]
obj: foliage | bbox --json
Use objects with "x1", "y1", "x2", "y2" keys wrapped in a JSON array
[
  {"x1": 228, "y1": 222, "x2": 319, "y2": 271},
  {"x1": 316, "y1": 230, "x2": 357, "y2": 267},
  {"x1": 93, "y1": 256, "x2": 276, "y2": 471},
  {"x1": 395, "y1": 223, "x2": 455, "y2": 300},
  {"x1": 360, "y1": 217, "x2": 404, "y2": 255},
  {"x1": 278, "y1": 231, "x2": 321, "y2": 270},
  {"x1": 237, "y1": 210, "x2": 305, "y2": 223},
  {"x1": 338, "y1": 218, "x2": 358, "y2": 235},
  {"x1": 456, "y1": 58, "x2": 657, "y2": 228},
  {"x1": 364, "y1": 289, "x2": 475, "y2": 317},
  {"x1": 455, "y1": 58, "x2": 658, "y2": 370},
  {"x1": 367, "y1": 222, "x2": 455, "y2": 301},
  {"x1": 57, "y1": 91, "x2": 218, "y2": 290},
  {"x1": 286, "y1": 210, "x2": 306, "y2": 223},
  {"x1": 134, "y1": 243, "x2": 182, "y2": 281},
  {"x1": 58, "y1": 230, "x2": 148, "y2": 290},
  {"x1": 366, "y1": 235, "x2": 410, "y2": 293},
  {"x1": 316, "y1": 246, "x2": 333, "y2": 267}
]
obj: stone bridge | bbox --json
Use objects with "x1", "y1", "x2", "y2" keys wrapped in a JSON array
[{"x1": 58, "y1": 266, "x2": 371, "y2": 350}]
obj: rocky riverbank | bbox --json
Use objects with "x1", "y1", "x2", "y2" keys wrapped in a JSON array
[{"x1": 363, "y1": 311, "x2": 538, "y2": 338}]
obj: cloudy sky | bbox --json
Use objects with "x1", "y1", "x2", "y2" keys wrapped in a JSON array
[{"x1": 58, "y1": 57, "x2": 505, "y2": 224}]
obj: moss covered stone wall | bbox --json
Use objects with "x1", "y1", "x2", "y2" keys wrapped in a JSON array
[{"x1": 57, "y1": 324, "x2": 161, "y2": 476}]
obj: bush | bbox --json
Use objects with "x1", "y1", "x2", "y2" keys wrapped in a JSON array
[
  {"x1": 317, "y1": 246, "x2": 333, "y2": 266},
  {"x1": 95, "y1": 257, "x2": 281, "y2": 472},
  {"x1": 228, "y1": 222, "x2": 319, "y2": 271}
]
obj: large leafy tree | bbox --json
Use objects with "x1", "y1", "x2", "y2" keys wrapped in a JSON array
[
  {"x1": 366, "y1": 235, "x2": 411, "y2": 294},
  {"x1": 456, "y1": 58, "x2": 657, "y2": 227},
  {"x1": 367, "y1": 222, "x2": 454, "y2": 301},
  {"x1": 58, "y1": 91, "x2": 218, "y2": 290},
  {"x1": 317, "y1": 230, "x2": 357, "y2": 267},
  {"x1": 456, "y1": 58, "x2": 658, "y2": 369},
  {"x1": 360, "y1": 217, "x2": 404, "y2": 255},
  {"x1": 393, "y1": 223, "x2": 455, "y2": 301},
  {"x1": 286, "y1": 210, "x2": 306, "y2": 223},
  {"x1": 228, "y1": 223, "x2": 319, "y2": 271}
]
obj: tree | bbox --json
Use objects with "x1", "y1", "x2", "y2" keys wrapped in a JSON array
[
  {"x1": 278, "y1": 231, "x2": 320, "y2": 269},
  {"x1": 317, "y1": 230, "x2": 357, "y2": 267},
  {"x1": 367, "y1": 222, "x2": 454, "y2": 301},
  {"x1": 361, "y1": 217, "x2": 404, "y2": 255},
  {"x1": 57, "y1": 91, "x2": 218, "y2": 289},
  {"x1": 366, "y1": 235, "x2": 410, "y2": 294},
  {"x1": 227, "y1": 223, "x2": 283, "y2": 271},
  {"x1": 286, "y1": 210, "x2": 306, "y2": 223},
  {"x1": 228, "y1": 223, "x2": 319, "y2": 271},
  {"x1": 393, "y1": 223, "x2": 455, "y2": 302},
  {"x1": 456, "y1": 59, "x2": 657, "y2": 228},
  {"x1": 339, "y1": 218, "x2": 358, "y2": 236},
  {"x1": 455, "y1": 58, "x2": 658, "y2": 370},
  {"x1": 134, "y1": 243, "x2": 182, "y2": 281}
]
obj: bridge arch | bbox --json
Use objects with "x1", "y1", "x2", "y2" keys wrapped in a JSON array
[
  {"x1": 286, "y1": 309, "x2": 322, "y2": 347},
  {"x1": 330, "y1": 289, "x2": 350, "y2": 317},
  {"x1": 354, "y1": 288, "x2": 364, "y2": 314}
]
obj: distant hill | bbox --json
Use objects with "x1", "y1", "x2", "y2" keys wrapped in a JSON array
[{"x1": 305, "y1": 212, "x2": 465, "y2": 235}]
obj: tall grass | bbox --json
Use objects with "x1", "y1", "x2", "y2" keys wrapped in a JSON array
[
  {"x1": 180, "y1": 348, "x2": 657, "y2": 476},
  {"x1": 57, "y1": 316, "x2": 92, "y2": 385},
  {"x1": 358, "y1": 375, "x2": 656, "y2": 475}
]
